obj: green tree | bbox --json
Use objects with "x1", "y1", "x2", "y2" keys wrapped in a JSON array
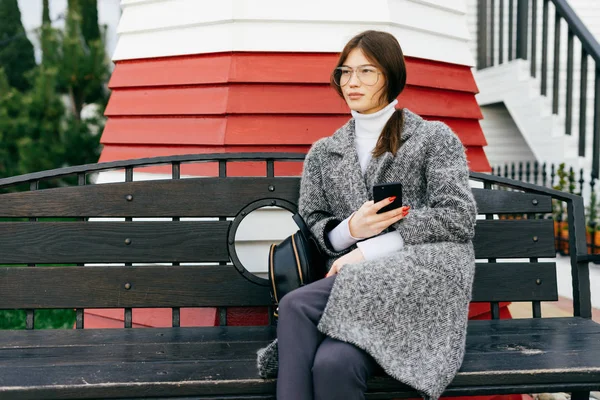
[
  {"x1": 0, "y1": 0, "x2": 36, "y2": 91},
  {"x1": 16, "y1": 65, "x2": 66, "y2": 175},
  {"x1": 78, "y1": 0, "x2": 106, "y2": 105},
  {"x1": 80, "y1": 0, "x2": 100, "y2": 44},
  {"x1": 61, "y1": 0, "x2": 108, "y2": 118},
  {"x1": 42, "y1": 0, "x2": 50, "y2": 25},
  {"x1": 0, "y1": 67, "x2": 31, "y2": 181},
  {"x1": 40, "y1": 0, "x2": 60, "y2": 69},
  {"x1": 0, "y1": 0, "x2": 106, "y2": 183}
]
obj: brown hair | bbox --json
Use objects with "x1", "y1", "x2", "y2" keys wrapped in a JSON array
[{"x1": 330, "y1": 30, "x2": 407, "y2": 156}]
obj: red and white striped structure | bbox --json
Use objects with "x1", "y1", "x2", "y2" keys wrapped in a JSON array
[
  {"x1": 101, "y1": 0, "x2": 488, "y2": 172},
  {"x1": 91, "y1": 0, "x2": 509, "y2": 339}
]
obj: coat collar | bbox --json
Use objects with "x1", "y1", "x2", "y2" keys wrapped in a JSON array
[
  {"x1": 325, "y1": 108, "x2": 424, "y2": 207},
  {"x1": 328, "y1": 108, "x2": 423, "y2": 157}
]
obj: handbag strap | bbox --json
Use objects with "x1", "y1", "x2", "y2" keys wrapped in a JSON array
[{"x1": 292, "y1": 213, "x2": 313, "y2": 241}]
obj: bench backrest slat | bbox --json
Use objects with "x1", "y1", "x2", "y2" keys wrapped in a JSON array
[
  {"x1": 0, "y1": 219, "x2": 555, "y2": 264},
  {"x1": 471, "y1": 262, "x2": 558, "y2": 302},
  {"x1": 0, "y1": 266, "x2": 271, "y2": 308},
  {"x1": 0, "y1": 262, "x2": 556, "y2": 308},
  {"x1": 472, "y1": 188, "x2": 552, "y2": 214},
  {"x1": 0, "y1": 178, "x2": 301, "y2": 218},
  {"x1": 473, "y1": 220, "x2": 555, "y2": 259},
  {"x1": 0, "y1": 222, "x2": 231, "y2": 264},
  {"x1": 0, "y1": 183, "x2": 551, "y2": 218}
]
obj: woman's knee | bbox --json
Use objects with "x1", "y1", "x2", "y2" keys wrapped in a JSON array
[
  {"x1": 312, "y1": 340, "x2": 371, "y2": 382},
  {"x1": 277, "y1": 279, "x2": 328, "y2": 317},
  {"x1": 277, "y1": 289, "x2": 303, "y2": 317}
]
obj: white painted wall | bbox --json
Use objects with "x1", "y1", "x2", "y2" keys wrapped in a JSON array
[
  {"x1": 480, "y1": 103, "x2": 537, "y2": 167},
  {"x1": 113, "y1": 0, "x2": 474, "y2": 66}
]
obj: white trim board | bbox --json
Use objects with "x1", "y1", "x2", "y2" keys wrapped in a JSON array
[{"x1": 113, "y1": 0, "x2": 475, "y2": 66}]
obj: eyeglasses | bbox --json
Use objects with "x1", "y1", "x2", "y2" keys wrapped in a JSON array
[{"x1": 332, "y1": 65, "x2": 381, "y2": 86}]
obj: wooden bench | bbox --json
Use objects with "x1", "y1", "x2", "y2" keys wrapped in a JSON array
[{"x1": 0, "y1": 152, "x2": 598, "y2": 400}]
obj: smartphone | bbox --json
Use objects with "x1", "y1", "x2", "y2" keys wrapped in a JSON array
[{"x1": 373, "y1": 182, "x2": 403, "y2": 214}]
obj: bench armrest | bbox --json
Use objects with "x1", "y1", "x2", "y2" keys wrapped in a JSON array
[{"x1": 470, "y1": 172, "x2": 593, "y2": 319}]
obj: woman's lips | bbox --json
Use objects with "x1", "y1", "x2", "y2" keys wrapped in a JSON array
[{"x1": 347, "y1": 93, "x2": 364, "y2": 100}]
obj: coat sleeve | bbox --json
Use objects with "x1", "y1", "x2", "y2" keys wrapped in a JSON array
[
  {"x1": 298, "y1": 141, "x2": 351, "y2": 258},
  {"x1": 392, "y1": 123, "x2": 477, "y2": 245}
]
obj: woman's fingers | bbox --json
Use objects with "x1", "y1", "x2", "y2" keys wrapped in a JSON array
[
  {"x1": 380, "y1": 205, "x2": 410, "y2": 220},
  {"x1": 372, "y1": 196, "x2": 396, "y2": 212},
  {"x1": 353, "y1": 201, "x2": 409, "y2": 238},
  {"x1": 371, "y1": 205, "x2": 409, "y2": 224},
  {"x1": 373, "y1": 207, "x2": 409, "y2": 230}
]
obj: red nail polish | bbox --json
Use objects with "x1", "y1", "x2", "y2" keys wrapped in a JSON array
[{"x1": 389, "y1": 196, "x2": 396, "y2": 202}]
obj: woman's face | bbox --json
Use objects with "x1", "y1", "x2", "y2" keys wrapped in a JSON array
[{"x1": 339, "y1": 48, "x2": 387, "y2": 114}]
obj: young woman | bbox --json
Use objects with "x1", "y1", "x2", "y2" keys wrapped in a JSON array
[{"x1": 257, "y1": 30, "x2": 478, "y2": 400}]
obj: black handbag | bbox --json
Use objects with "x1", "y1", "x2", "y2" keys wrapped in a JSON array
[{"x1": 268, "y1": 213, "x2": 326, "y2": 316}]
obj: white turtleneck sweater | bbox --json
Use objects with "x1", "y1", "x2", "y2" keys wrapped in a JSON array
[{"x1": 327, "y1": 100, "x2": 404, "y2": 260}]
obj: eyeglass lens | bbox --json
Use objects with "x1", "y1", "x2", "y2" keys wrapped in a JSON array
[{"x1": 334, "y1": 67, "x2": 379, "y2": 86}]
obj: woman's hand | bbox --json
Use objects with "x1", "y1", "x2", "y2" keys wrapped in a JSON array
[
  {"x1": 348, "y1": 197, "x2": 409, "y2": 239},
  {"x1": 326, "y1": 248, "x2": 365, "y2": 277}
]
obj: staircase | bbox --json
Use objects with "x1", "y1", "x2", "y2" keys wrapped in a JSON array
[
  {"x1": 469, "y1": 0, "x2": 600, "y2": 178},
  {"x1": 476, "y1": 59, "x2": 580, "y2": 166},
  {"x1": 477, "y1": 100, "x2": 537, "y2": 166}
]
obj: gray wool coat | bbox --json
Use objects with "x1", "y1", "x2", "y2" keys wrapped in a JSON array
[{"x1": 257, "y1": 108, "x2": 478, "y2": 400}]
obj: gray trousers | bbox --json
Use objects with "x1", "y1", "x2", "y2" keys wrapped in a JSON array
[{"x1": 276, "y1": 275, "x2": 378, "y2": 400}]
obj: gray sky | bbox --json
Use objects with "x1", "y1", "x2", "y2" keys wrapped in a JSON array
[{"x1": 17, "y1": 0, "x2": 121, "y2": 65}]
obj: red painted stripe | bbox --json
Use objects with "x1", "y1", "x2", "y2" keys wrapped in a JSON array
[
  {"x1": 104, "y1": 86, "x2": 231, "y2": 116},
  {"x1": 104, "y1": 84, "x2": 482, "y2": 119},
  {"x1": 425, "y1": 117, "x2": 487, "y2": 147},
  {"x1": 102, "y1": 117, "x2": 227, "y2": 145},
  {"x1": 108, "y1": 53, "x2": 233, "y2": 88},
  {"x1": 109, "y1": 53, "x2": 478, "y2": 94},
  {"x1": 405, "y1": 57, "x2": 479, "y2": 93},
  {"x1": 98, "y1": 144, "x2": 488, "y2": 174},
  {"x1": 98, "y1": 145, "x2": 308, "y2": 176},
  {"x1": 227, "y1": 307, "x2": 270, "y2": 326},
  {"x1": 225, "y1": 115, "x2": 347, "y2": 145},
  {"x1": 79, "y1": 313, "x2": 150, "y2": 329},
  {"x1": 398, "y1": 87, "x2": 483, "y2": 119},
  {"x1": 469, "y1": 303, "x2": 512, "y2": 320},
  {"x1": 83, "y1": 308, "x2": 217, "y2": 328},
  {"x1": 465, "y1": 146, "x2": 491, "y2": 172},
  {"x1": 102, "y1": 115, "x2": 486, "y2": 147}
]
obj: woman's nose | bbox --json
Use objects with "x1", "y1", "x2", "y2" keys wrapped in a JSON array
[{"x1": 348, "y1": 72, "x2": 360, "y2": 86}]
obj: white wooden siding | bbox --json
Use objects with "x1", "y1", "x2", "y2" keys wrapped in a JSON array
[
  {"x1": 113, "y1": 0, "x2": 475, "y2": 66},
  {"x1": 480, "y1": 103, "x2": 537, "y2": 167}
]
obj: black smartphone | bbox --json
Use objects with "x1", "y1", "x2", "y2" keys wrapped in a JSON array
[{"x1": 373, "y1": 182, "x2": 403, "y2": 214}]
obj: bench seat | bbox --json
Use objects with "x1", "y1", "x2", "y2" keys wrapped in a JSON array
[{"x1": 1, "y1": 317, "x2": 599, "y2": 399}]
